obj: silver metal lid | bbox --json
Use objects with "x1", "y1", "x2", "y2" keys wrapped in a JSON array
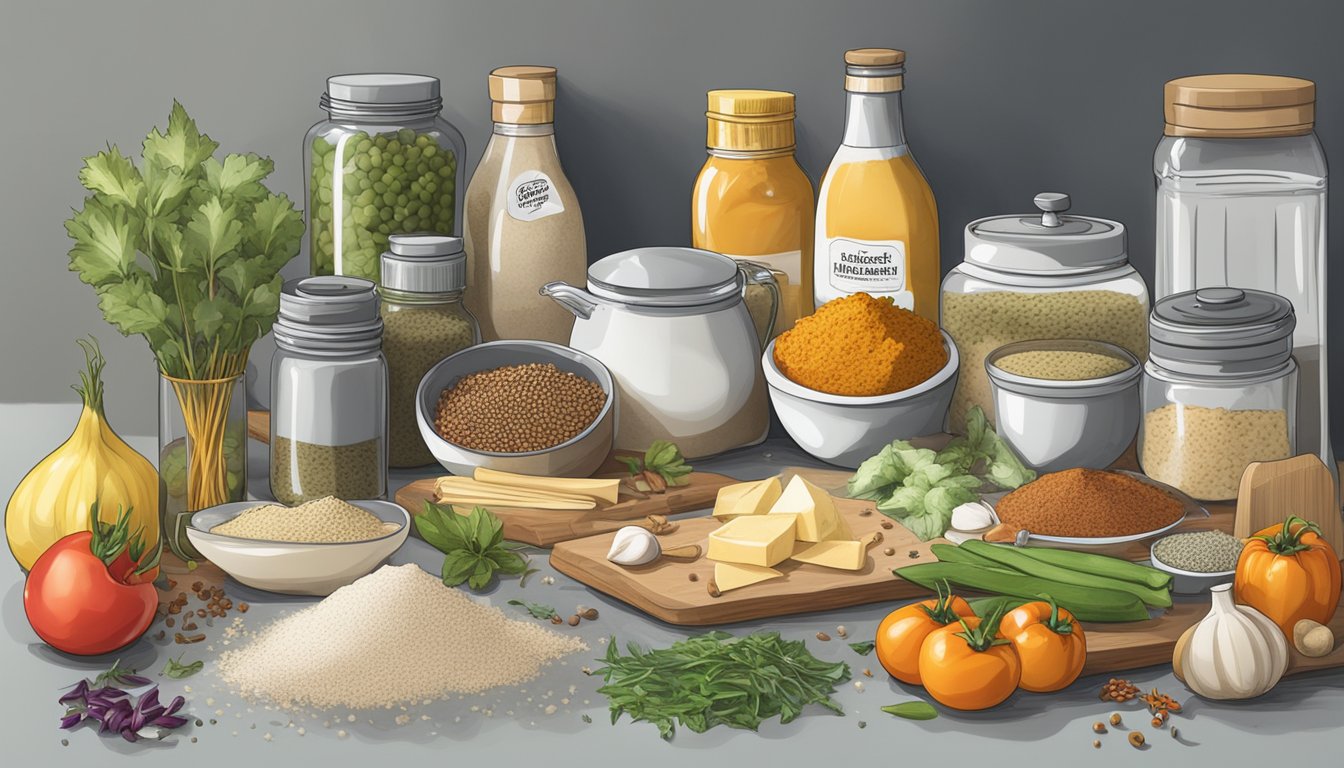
[
  {"x1": 1149, "y1": 287, "x2": 1296, "y2": 375},
  {"x1": 965, "y1": 192, "x2": 1128, "y2": 273},
  {"x1": 381, "y1": 234, "x2": 466, "y2": 294},
  {"x1": 587, "y1": 247, "x2": 743, "y2": 307},
  {"x1": 325, "y1": 73, "x2": 440, "y2": 104}
]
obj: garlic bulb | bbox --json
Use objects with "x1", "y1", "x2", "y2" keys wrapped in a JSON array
[
  {"x1": 1178, "y1": 583, "x2": 1287, "y2": 700},
  {"x1": 606, "y1": 526, "x2": 661, "y2": 566}
]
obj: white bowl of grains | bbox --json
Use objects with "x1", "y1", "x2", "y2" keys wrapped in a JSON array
[
  {"x1": 416, "y1": 340, "x2": 616, "y2": 478},
  {"x1": 985, "y1": 339, "x2": 1141, "y2": 474},
  {"x1": 187, "y1": 497, "x2": 410, "y2": 596},
  {"x1": 1148, "y1": 529, "x2": 1244, "y2": 594}
]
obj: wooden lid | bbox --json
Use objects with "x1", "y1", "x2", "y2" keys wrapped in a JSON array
[
  {"x1": 706, "y1": 90, "x2": 796, "y2": 152},
  {"x1": 489, "y1": 65, "x2": 557, "y2": 124},
  {"x1": 845, "y1": 48, "x2": 905, "y2": 67},
  {"x1": 707, "y1": 89, "x2": 794, "y2": 118},
  {"x1": 1164, "y1": 74, "x2": 1315, "y2": 137}
]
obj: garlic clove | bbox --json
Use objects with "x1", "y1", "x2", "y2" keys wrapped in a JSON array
[
  {"x1": 606, "y1": 526, "x2": 662, "y2": 566},
  {"x1": 950, "y1": 502, "x2": 995, "y2": 533}
]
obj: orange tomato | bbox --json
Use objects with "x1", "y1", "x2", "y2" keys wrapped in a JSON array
[
  {"x1": 1235, "y1": 516, "x2": 1341, "y2": 637},
  {"x1": 875, "y1": 589, "x2": 974, "y2": 684},
  {"x1": 1000, "y1": 599, "x2": 1087, "y2": 692},
  {"x1": 918, "y1": 615, "x2": 1021, "y2": 711}
]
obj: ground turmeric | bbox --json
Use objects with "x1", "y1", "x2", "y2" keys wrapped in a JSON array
[{"x1": 773, "y1": 292, "x2": 947, "y2": 396}]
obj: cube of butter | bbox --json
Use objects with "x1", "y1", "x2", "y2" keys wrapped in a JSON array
[
  {"x1": 712, "y1": 477, "x2": 782, "y2": 519},
  {"x1": 708, "y1": 514, "x2": 798, "y2": 567},
  {"x1": 769, "y1": 475, "x2": 840, "y2": 542},
  {"x1": 790, "y1": 539, "x2": 867, "y2": 571}
]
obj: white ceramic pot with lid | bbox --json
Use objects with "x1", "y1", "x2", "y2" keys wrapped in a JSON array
[
  {"x1": 542, "y1": 247, "x2": 776, "y2": 458},
  {"x1": 940, "y1": 192, "x2": 1150, "y2": 432}
]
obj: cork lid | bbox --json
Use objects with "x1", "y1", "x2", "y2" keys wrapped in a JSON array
[
  {"x1": 705, "y1": 89, "x2": 796, "y2": 152},
  {"x1": 845, "y1": 48, "x2": 905, "y2": 67},
  {"x1": 1165, "y1": 74, "x2": 1315, "y2": 138},
  {"x1": 489, "y1": 65, "x2": 557, "y2": 125},
  {"x1": 844, "y1": 48, "x2": 905, "y2": 93}
]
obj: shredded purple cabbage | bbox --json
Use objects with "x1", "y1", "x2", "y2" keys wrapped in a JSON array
[{"x1": 58, "y1": 664, "x2": 190, "y2": 742}]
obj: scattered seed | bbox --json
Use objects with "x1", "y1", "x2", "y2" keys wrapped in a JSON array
[
  {"x1": 1171, "y1": 727, "x2": 1180, "y2": 740},
  {"x1": 1151, "y1": 717, "x2": 1163, "y2": 728},
  {"x1": 853, "y1": 681, "x2": 865, "y2": 692},
  {"x1": 1092, "y1": 722, "x2": 1107, "y2": 734},
  {"x1": 883, "y1": 547, "x2": 896, "y2": 556},
  {"x1": 580, "y1": 607, "x2": 599, "y2": 621},
  {"x1": 1110, "y1": 713, "x2": 1122, "y2": 726},
  {"x1": 1129, "y1": 732, "x2": 1145, "y2": 748},
  {"x1": 166, "y1": 617, "x2": 176, "y2": 628},
  {"x1": 195, "y1": 719, "x2": 203, "y2": 727},
  {"x1": 1092, "y1": 739, "x2": 1101, "y2": 749},
  {"x1": 567, "y1": 615, "x2": 581, "y2": 627},
  {"x1": 707, "y1": 581, "x2": 721, "y2": 598},
  {"x1": 858, "y1": 720, "x2": 867, "y2": 729},
  {"x1": 61, "y1": 739, "x2": 69, "y2": 747},
  {"x1": 191, "y1": 737, "x2": 198, "y2": 744},
  {"x1": 859, "y1": 509, "x2": 873, "y2": 517},
  {"x1": 836, "y1": 625, "x2": 848, "y2": 638},
  {"x1": 582, "y1": 714, "x2": 592, "y2": 724},
  {"x1": 239, "y1": 602, "x2": 249, "y2": 613},
  {"x1": 816, "y1": 632, "x2": 831, "y2": 641},
  {"x1": 688, "y1": 573, "x2": 699, "y2": 582},
  {"x1": 549, "y1": 615, "x2": 563, "y2": 625},
  {"x1": 880, "y1": 521, "x2": 893, "y2": 529},
  {"x1": 544, "y1": 704, "x2": 557, "y2": 715},
  {"x1": 862, "y1": 668, "x2": 873, "y2": 677},
  {"x1": 907, "y1": 550, "x2": 920, "y2": 559}
]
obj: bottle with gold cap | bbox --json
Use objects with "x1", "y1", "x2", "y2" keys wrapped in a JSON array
[
  {"x1": 464, "y1": 65, "x2": 587, "y2": 343},
  {"x1": 692, "y1": 89, "x2": 815, "y2": 340},
  {"x1": 814, "y1": 48, "x2": 939, "y2": 320},
  {"x1": 1155, "y1": 73, "x2": 1331, "y2": 473}
]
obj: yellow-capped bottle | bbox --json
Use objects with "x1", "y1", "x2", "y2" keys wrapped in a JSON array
[
  {"x1": 814, "y1": 48, "x2": 939, "y2": 320},
  {"x1": 692, "y1": 89, "x2": 815, "y2": 341}
]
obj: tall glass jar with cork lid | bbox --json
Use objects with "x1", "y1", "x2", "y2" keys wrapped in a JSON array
[
  {"x1": 271, "y1": 277, "x2": 388, "y2": 504},
  {"x1": 693, "y1": 89, "x2": 814, "y2": 342},
  {"x1": 380, "y1": 234, "x2": 480, "y2": 468},
  {"x1": 465, "y1": 66, "x2": 587, "y2": 344},
  {"x1": 305, "y1": 73, "x2": 467, "y2": 284}
]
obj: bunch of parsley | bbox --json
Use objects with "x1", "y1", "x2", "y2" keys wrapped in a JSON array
[
  {"x1": 847, "y1": 407, "x2": 1035, "y2": 540},
  {"x1": 65, "y1": 102, "x2": 303, "y2": 380}
]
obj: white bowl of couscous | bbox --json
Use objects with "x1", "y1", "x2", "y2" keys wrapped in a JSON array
[
  {"x1": 762, "y1": 331, "x2": 960, "y2": 469},
  {"x1": 187, "y1": 498, "x2": 410, "y2": 596}
]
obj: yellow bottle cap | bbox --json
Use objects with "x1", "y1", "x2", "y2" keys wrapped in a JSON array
[
  {"x1": 705, "y1": 89, "x2": 796, "y2": 152},
  {"x1": 489, "y1": 65, "x2": 557, "y2": 125}
]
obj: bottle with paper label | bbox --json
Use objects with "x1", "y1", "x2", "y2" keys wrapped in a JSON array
[
  {"x1": 814, "y1": 48, "x2": 939, "y2": 320},
  {"x1": 464, "y1": 65, "x2": 587, "y2": 342}
]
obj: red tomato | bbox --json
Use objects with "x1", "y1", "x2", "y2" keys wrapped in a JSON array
[{"x1": 24, "y1": 531, "x2": 157, "y2": 656}]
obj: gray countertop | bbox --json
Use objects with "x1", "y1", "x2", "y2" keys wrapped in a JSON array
[{"x1": 3, "y1": 403, "x2": 1341, "y2": 765}]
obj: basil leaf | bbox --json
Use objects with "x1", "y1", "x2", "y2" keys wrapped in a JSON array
[
  {"x1": 440, "y1": 550, "x2": 481, "y2": 587},
  {"x1": 848, "y1": 641, "x2": 875, "y2": 656},
  {"x1": 162, "y1": 656, "x2": 204, "y2": 679},
  {"x1": 881, "y1": 701, "x2": 939, "y2": 721},
  {"x1": 507, "y1": 599, "x2": 558, "y2": 620}
]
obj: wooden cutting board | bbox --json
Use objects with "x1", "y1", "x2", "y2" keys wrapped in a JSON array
[
  {"x1": 550, "y1": 465, "x2": 1344, "y2": 676},
  {"x1": 395, "y1": 459, "x2": 738, "y2": 547},
  {"x1": 1236, "y1": 454, "x2": 1344, "y2": 553}
]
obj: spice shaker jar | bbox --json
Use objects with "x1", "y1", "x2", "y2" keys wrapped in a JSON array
[
  {"x1": 305, "y1": 73, "x2": 467, "y2": 284},
  {"x1": 1154, "y1": 74, "x2": 1330, "y2": 473},
  {"x1": 1139, "y1": 287, "x2": 1297, "y2": 501},
  {"x1": 271, "y1": 276, "x2": 388, "y2": 504},
  {"x1": 940, "y1": 192, "x2": 1149, "y2": 432},
  {"x1": 380, "y1": 234, "x2": 480, "y2": 468}
]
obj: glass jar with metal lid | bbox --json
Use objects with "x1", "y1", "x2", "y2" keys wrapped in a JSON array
[
  {"x1": 380, "y1": 234, "x2": 480, "y2": 468},
  {"x1": 940, "y1": 192, "x2": 1149, "y2": 432},
  {"x1": 271, "y1": 276, "x2": 388, "y2": 504},
  {"x1": 1138, "y1": 287, "x2": 1297, "y2": 501},
  {"x1": 305, "y1": 73, "x2": 467, "y2": 284},
  {"x1": 541, "y1": 247, "x2": 778, "y2": 458}
]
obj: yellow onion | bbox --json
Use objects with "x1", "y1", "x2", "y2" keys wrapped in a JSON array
[{"x1": 5, "y1": 338, "x2": 159, "y2": 570}]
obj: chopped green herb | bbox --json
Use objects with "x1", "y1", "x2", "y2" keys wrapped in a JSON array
[
  {"x1": 597, "y1": 631, "x2": 849, "y2": 740},
  {"x1": 415, "y1": 503, "x2": 528, "y2": 590},
  {"x1": 881, "y1": 701, "x2": 939, "y2": 721},
  {"x1": 581, "y1": 714, "x2": 592, "y2": 724},
  {"x1": 507, "y1": 599, "x2": 559, "y2": 621},
  {"x1": 519, "y1": 567, "x2": 541, "y2": 588},
  {"x1": 848, "y1": 640, "x2": 876, "y2": 656},
  {"x1": 619, "y1": 441, "x2": 693, "y2": 491},
  {"x1": 162, "y1": 656, "x2": 204, "y2": 679}
]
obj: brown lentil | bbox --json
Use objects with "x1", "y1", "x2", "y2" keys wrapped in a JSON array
[
  {"x1": 1128, "y1": 732, "x2": 1145, "y2": 748},
  {"x1": 1100, "y1": 678, "x2": 1139, "y2": 703},
  {"x1": 567, "y1": 615, "x2": 580, "y2": 627},
  {"x1": 579, "y1": 608, "x2": 599, "y2": 621},
  {"x1": 996, "y1": 469, "x2": 1183, "y2": 538},
  {"x1": 1092, "y1": 722, "x2": 1107, "y2": 734},
  {"x1": 880, "y1": 520, "x2": 893, "y2": 530},
  {"x1": 815, "y1": 632, "x2": 831, "y2": 642},
  {"x1": 688, "y1": 573, "x2": 699, "y2": 582},
  {"x1": 434, "y1": 363, "x2": 606, "y2": 453},
  {"x1": 1109, "y1": 713, "x2": 1122, "y2": 727},
  {"x1": 1092, "y1": 740, "x2": 1101, "y2": 749}
]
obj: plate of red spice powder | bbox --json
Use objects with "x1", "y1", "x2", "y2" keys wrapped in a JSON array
[{"x1": 984, "y1": 468, "x2": 1208, "y2": 546}]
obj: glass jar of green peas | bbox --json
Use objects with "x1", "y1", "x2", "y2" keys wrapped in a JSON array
[{"x1": 304, "y1": 74, "x2": 466, "y2": 284}]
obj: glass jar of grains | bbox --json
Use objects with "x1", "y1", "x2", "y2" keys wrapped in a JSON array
[
  {"x1": 940, "y1": 192, "x2": 1149, "y2": 432},
  {"x1": 305, "y1": 73, "x2": 467, "y2": 284},
  {"x1": 1139, "y1": 287, "x2": 1297, "y2": 502},
  {"x1": 271, "y1": 276, "x2": 389, "y2": 504},
  {"x1": 380, "y1": 234, "x2": 480, "y2": 468}
]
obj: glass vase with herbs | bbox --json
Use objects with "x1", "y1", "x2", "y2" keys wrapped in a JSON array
[{"x1": 66, "y1": 102, "x2": 304, "y2": 561}]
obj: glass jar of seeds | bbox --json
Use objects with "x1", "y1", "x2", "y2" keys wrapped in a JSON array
[
  {"x1": 941, "y1": 192, "x2": 1149, "y2": 433},
  {"x1": 305, "y1": 73, "x2": 467, "y2": 284},
  {"x1": 271, "y1": 276, "x2": 389, "y2": 504},
  {"x1": 380, "y1": 234, "x2": 480, "y2": 468},
  {"x1": 1139, "y1": 288, "x2": 1297, "y2": 502}
]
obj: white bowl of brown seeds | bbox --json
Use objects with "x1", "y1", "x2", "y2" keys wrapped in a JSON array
[{"x1": 415, "y1": 340, "x2": 616, "y2": 478}]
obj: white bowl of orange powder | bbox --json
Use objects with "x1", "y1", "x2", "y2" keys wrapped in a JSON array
[{"x1": 763, "y1": 294, "x2": 959, "y2": 468}]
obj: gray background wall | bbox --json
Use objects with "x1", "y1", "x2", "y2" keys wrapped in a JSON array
[{"x1": 3, "y1": 0, "x2": 1342, "y2": 439}]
